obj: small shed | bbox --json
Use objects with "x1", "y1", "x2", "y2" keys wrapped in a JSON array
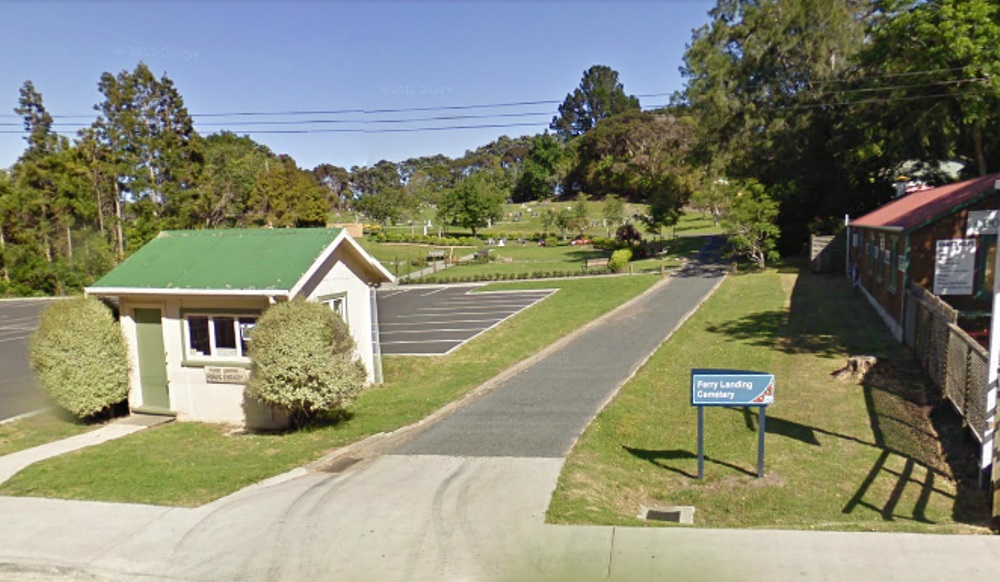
[
  {"x1": 85, "y1": 228, "x2": 394, "y2": 428},
  {"x1": 847, "y1": 173, "x2": 1000, "y2": 339}
]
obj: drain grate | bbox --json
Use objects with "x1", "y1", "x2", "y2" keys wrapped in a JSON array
[{"x1": 641, "y1": 505, "x2": 695, "y2": 524}]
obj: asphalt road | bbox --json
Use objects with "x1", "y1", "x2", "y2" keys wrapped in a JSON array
[
  {"x1": 377, "y1": 286, "x2": 555, "y2": 355},
  {"x1": 0, "y1": 299, "x2": 50, "y2": 421},
  {"x1": 393, "y1": 241, "x2": 729, "y2": 458}
]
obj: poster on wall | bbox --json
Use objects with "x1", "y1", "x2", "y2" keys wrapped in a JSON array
[
  {"x1": 966, "y1": 210, "x2": 999, "y2": 236},
  {"x1": 934, "y1": 239, "x2": 976, "y2": 295}
]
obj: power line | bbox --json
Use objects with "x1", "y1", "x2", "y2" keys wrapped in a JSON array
[{"x1": 0, "y1": 92, "x2": 676, "y2": 120}]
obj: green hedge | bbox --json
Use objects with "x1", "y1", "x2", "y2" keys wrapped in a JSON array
[
  {"x1": 609, "y1": 248, "x2": 634, "y2": 273},
  {"x1": 247, "y1": 299, "x2": 366, "y2": 426},
  {"x1": 30, "y1": 297, "x2": 129, "y2": 419}
]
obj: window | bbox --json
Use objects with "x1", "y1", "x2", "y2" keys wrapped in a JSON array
[
  {"x1": 887, "y1": 236, "x2": 898, "y2": 294},
  {"x1": 184, "y1": 314, "x2": 258, "y2": 361},
  {"x1": 874, "y1": 234, "x2": 884, "y2": 283},
  {"x1": 320, "y1": 293, "x2": 347, "y2": 322},
  {"x1": 865, "y1": 239, "x2": 874, "y2": 275},
  {"x1": 976, "y1": 236, "x2": 997, "y2": 299}
]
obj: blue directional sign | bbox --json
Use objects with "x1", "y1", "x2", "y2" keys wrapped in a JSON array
[{"x1": 691, "y1": 369, "x2": 775, "y2": 406}]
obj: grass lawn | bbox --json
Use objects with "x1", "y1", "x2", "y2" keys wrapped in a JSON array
[
  {"x1": 547, "y1": 265, "x2": 992, "y2": 534},
  {"x1": 0, "y1": 275, "x2": 660, "y2": 507},
  {"x1": 354, "y1": 239, "x2": 480, "y2": 277},
  {"x1": 0, "y1": 410, "x2": 100, "y2": 457}
]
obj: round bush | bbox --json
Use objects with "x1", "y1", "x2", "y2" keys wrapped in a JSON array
[
  {"x1": 30, "y1": 296, "x2": 129, "y2": 419},
  {"x1": 247, "y1": 299, "x2": 366, "y2": 425},
  {"x1": 609, "y1": 248, "x2": 634, "y2": 273}
]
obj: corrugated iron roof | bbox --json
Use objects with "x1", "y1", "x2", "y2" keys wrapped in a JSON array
[
  {"x1": 851, "y1": 173, "x2": 1000, "y2": 232},
  {"x1": 89, "y1": 228, "x2": 344, "y2": 292}
]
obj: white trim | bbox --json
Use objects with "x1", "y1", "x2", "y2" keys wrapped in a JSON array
[
  {"x1": 85, "y1": 287, "x2": 289, "y2": 297},
  {"x1": 288, "y1": 231, "x2": 394, "y2": 298},
  {"x1": 858, "y1": 284, "x2": 903, "y2": 342}
]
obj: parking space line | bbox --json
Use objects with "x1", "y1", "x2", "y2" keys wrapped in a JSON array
[
  {"x1": 380, "y1": 319, "x2": 502, "y2": 326},
  {"x1": 397, "y1": 311, "x2": 522, "y2": 319},
  {"x1": 376, "y1": 287, "x2": 558, "y2": 356},
  {"x1": 380, "y1": 339, "x2": 465, "y2": 345},
  {"x1": 411, "y1": 305, "x2": 532, "y2": 312}
]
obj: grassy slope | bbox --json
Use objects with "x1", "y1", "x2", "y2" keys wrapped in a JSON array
[{"x1": 548, "y1": 267, "x2": 991, "y2": 534}]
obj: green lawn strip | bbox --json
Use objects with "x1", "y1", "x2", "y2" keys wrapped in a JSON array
[
  {"x1": 547, "y1": 268, "x2": 991, "y2": 533},
  {"x1": 0, "y1": 410, "x2": 101, "y2": 457},
  {"x1": 0, "y1": 276, "x2": 660, "y2": 507},
  {"x1": 427, "y1": 234, "x2": 713, "y2": 279}
]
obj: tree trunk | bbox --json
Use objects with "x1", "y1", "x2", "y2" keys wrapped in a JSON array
[
  {"x1": 0, "y1": 225, "x2": 8, "y2": 282},
  {"x1": 66, "y1": 223, "x2": 73, "y2": 261},
  {"x1": 974, "y1": 126, "x2": 987, "y2": 177},
  {"x1": 92, "y1": 170, "x2": 106, "y2": 236},
  {"x1": 113, "y1": 180, "x2": 124, "y2": 259}
]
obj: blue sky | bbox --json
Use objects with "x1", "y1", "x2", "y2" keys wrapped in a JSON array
[{"x1": 0, "y1": 0, "x2": 715, "y2": 171}]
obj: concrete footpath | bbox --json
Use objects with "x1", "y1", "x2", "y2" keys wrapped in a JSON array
[
  {"x1": 1, "y1": 243, "x2": 999, "y2": 581},
  {"x1": 0, "y1": 415, "x2": 172, "y2": 485}
]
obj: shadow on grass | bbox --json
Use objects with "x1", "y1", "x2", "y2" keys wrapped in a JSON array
[
  {"x1": 622, "y1": 446, "x2": 756, "y2": 478},
  {"x1": 711, "y1": 265, "x2": 992, "y2": 527},
  {"x1": 706, "y1": 269, "x2": 897, "y2": 358}
]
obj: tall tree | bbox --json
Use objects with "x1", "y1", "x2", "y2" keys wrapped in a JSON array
[
  {"x1": 680, "y1": 0, "x2": 869, "y2": 250},
  {"x1": 857, "y1": 0, "x2": 1000, "y2": 177},
  {"x1": 14, "y1": 81, "x2": 57, "y2": 161},
  {"x1": 91, "y1": 62, "x2": 203, "y2": 255},
  {"x1": 514, "y1": 133, "x2": 565, "y2": 202},
  {"x1": 312, "y1": 163, "x2": 352, "y2": 212},
  {"x1": 351, "y1": 161, "x2": 412, "y2": 225},
  {"x1": 437, "y1": 171, "x2": 505, "y2": 235},
  {"x1": 550, "y1": 65, "x2": 640, "y2": 140}
]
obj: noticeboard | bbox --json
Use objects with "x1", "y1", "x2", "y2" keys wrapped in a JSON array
[{"x1": 691, "y1": 369, "x2": 774, "y2": 406}]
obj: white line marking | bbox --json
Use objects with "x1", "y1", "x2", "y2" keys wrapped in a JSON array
[
  {"x1": 411, "y1": 305, "x2": 529, "y2": 312},
  {"x1": 398, "y1": 311, "x2": 520, "y2": 318},
  {"x1": 380, "y1": 339, "x2": 465, "y2": 345},
  {"x1": 379, "y1": 329, "x2": 484, "y2": 335},
  {"x1": 379, "y1": 319, "x2": 502, "y2": 326},
  {"x1": 0, "y1": 334, "x2": 32, "y2": 344}
]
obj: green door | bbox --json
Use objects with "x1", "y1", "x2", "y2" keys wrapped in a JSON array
[{"x1": 134, "y1": 308, "x2": 170, "y2": 411}]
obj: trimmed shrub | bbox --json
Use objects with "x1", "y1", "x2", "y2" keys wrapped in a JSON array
[
  {"x1": 609, "y1": 248, "x2": 633, "y2": 273},
  {"x1": 247, "y1": 299, "x2": 366, "y2": 426},
  {"x1": 30, "y1": 296, "x2": 129, "y2": 419}
]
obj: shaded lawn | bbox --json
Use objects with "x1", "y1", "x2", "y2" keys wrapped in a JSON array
[
  {"x1": 547, "y1": 267, "x2": 991, "y2": 534},
  {"x1": 0, "y1": 276, "x2": 660, "y2": 507}
]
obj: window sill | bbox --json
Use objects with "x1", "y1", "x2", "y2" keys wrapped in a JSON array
[{"x1": 182, "y1": 359, "x2": 252, "y2": 369}]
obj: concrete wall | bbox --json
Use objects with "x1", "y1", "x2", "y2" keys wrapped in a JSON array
[{"x1": 299, "y1": 244, "x2": 377, "y2": 383}]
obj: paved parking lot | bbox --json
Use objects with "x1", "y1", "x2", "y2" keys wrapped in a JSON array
[
  {"x1": 0, "y1": 299, "x2": 51, "y2": 421},
  {"x1": 377, "y1": 286, "x2": 556, "y2": 356}
]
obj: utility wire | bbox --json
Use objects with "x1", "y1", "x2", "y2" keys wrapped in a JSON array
[{"x1": 0, "y1": 92, "x2": 675, "y2": 120}]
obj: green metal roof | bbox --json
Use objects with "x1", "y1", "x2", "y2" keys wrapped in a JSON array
[{"x1": 89, "y1": 228, "x2": 343, "y2": 292}]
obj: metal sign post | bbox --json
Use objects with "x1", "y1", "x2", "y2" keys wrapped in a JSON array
[{"x1": 691, "y1": 369, "x2": 775, "y2": 479}]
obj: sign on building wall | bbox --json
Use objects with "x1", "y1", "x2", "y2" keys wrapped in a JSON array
[
  {"x1": 934, "y1": 239, "x2": 976, "y2": 295},
  {"x1": 967, "y1": 210, "x2": 999, "y2": 236},
  {"x1": 205, "y1": 367, "x2": 250, "y2": 384}
]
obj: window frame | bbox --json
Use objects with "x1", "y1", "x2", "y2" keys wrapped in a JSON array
[
  {"x1": 180, "y1": 309, "x2": 260, "y2": 366},
  {"x1": 887, "y1": 235, "x2": 898, "y2": 294},
  {"x1": 318, "y1": 292, "x2": 348, "y2": 324}
]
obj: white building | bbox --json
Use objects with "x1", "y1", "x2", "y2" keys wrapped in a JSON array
[{"x1": 85, "y1": 228, "x2": 394, "y2": 428}]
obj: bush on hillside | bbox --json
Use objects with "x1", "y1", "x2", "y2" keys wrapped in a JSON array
[
  {"x1": 246, "y1": 299, "x2": 366, "y2": 427},
  {"x1": 30, "y1": 296, "x2": 129, "y2": 419},
  {"x1": 609, "y1": 248, "x2": 633, "y2": 273}
]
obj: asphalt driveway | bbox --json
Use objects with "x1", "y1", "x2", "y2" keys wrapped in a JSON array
[
  {"x1": 0, "y1": 299, "x2": 50, "y2": 421},
  {"x1": 377, "y1": 285, "x2": 555, "y2": 356}
]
